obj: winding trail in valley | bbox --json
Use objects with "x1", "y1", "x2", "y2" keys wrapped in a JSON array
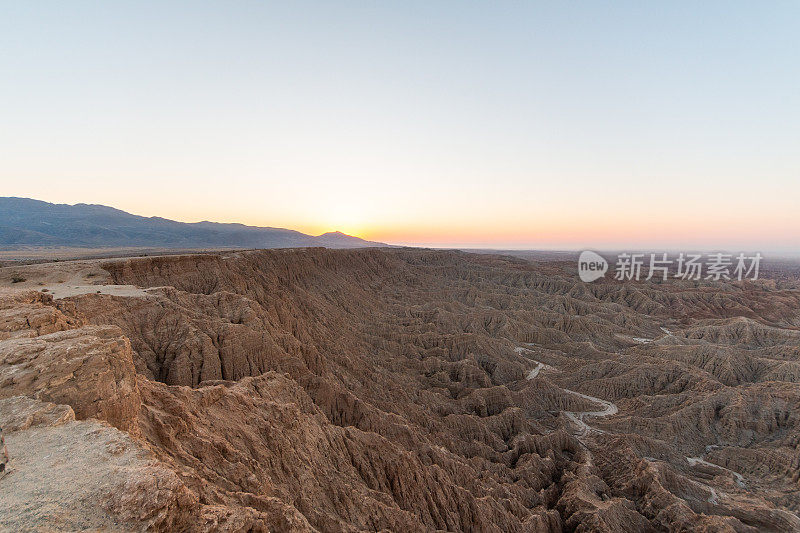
[
  {"x1": 517, "y1": 346, "x2": 618, "y2": 437},
  {"x1": 687, "y1": 454, "x2": 747, "y2": 489},
  {"x1": 517, "y1": 344, "x2": 753, "y2": 509},
  {"x1": 559, "y1": 388, "x2": 618, "y2": 436}
]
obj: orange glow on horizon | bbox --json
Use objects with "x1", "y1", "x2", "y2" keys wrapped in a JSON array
[
  {"x1": 298, "y1": 212, "x2": 800, "y2": 250},
  {"x1": 16, "y1": 192, "x2": 798, "y2": 252},
  {"x1": 334, "y1": 208, "x2": 790, "y2": 246}
]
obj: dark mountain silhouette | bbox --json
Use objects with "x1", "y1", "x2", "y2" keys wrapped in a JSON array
[{"x1": 0, "y1": 197, "x2": 386, "y2": 249}]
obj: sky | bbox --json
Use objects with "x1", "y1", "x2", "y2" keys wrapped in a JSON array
[{"x1": 1, "y1": 2, "x2": 798, "y2": 251}]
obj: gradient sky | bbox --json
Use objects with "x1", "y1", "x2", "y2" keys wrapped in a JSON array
[{"x1": 2, "y1": 2, "x2": 798, "y2": 251}]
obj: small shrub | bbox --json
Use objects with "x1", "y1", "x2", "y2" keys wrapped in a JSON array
[{"x1": 11, "y1": 275, "x2": 26, "y2": 283}]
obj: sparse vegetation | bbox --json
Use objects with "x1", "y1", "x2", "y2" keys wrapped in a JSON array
[{"x1": 11, "y1": 275, "x2": 26, "y2": 283}]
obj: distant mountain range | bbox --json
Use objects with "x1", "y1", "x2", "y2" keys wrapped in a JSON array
[{"x1": 0, "y1": 197, "x2": 386, "y2": 249}]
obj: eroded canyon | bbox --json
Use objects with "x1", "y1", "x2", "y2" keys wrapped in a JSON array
[{"x1": 1, "y1": 248, "x2": 799, "y2": 532}]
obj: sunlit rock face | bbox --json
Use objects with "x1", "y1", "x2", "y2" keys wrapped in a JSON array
[{"x1": 2, "y1": 248, "x2": 800, "y2": 531}]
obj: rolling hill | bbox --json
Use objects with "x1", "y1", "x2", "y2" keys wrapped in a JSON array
[{"x1": 0, "y1": 197, "x2": 385, "y2": 249}]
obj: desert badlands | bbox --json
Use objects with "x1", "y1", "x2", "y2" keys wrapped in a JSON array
[{"x1": 1, "y1": 248, "x2": 799, "y2": 531}]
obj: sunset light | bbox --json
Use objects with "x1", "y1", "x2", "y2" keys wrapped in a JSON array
[{"x1": 2, "y1": 2, "x2": 798, "y2": 252}]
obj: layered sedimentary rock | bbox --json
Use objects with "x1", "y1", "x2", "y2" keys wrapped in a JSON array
[{"x1": 1, "y1": 248, "x2": 799, "y2": 531}]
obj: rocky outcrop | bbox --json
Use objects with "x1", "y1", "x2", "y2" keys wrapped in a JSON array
[
  {"x1": 0, "y1": 312, "x2": 140, "y2": 433},
  {"x1": 0, "y1": 396, "x2": 196, "y2": 531},
  {"x1": 0, "y1": 288, "x2": 78, "y2": 340}
]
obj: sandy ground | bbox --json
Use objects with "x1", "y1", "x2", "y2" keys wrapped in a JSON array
[
  {"x1": 1, "y1": 421, "x2": 143, "y2": 531},
  {"x1": 0, "y1": 396, "x2": 156, "y2": 532},
  {"x1": 0, "y1": 246, "x2": 230, "y2": 264},
  {"x1": 0, "y1": 257, "x2": 152, "y2": 299}
]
